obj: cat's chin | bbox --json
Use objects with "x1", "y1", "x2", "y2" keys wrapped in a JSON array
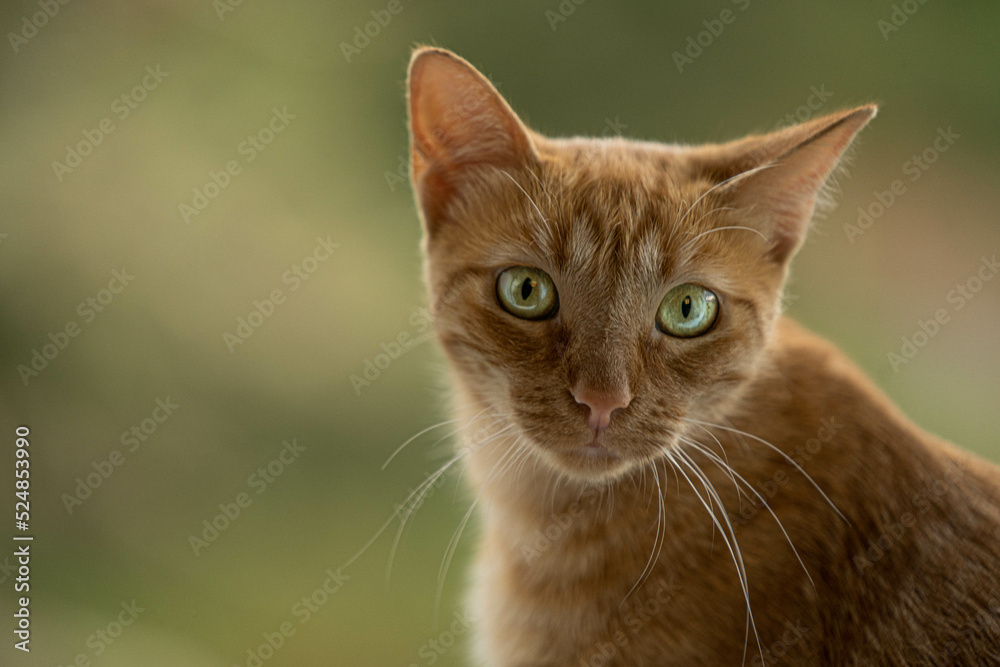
[{"x1": 544, "y1": 444, "x2": 633, "y2": 482}]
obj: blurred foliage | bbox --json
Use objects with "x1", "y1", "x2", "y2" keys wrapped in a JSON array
[{"x1": 0, "y1": 1, "x2": 998, "y2": 665}]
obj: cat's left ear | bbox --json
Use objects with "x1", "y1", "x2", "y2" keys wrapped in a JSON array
[
  {"x1": 407, "y1": 47, "x2": 537, "y2": 231},
  {"x1": 710, "y1": 105, "x2": 877, "y2": 264}
]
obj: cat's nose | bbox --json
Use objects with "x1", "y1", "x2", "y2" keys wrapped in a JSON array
[{"x1": 572, "y1": 385, "x2": 632, "y2": 434}]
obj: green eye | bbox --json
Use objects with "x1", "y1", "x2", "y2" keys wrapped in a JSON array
[
  {"x1": 496, "y1": 266, "x2": 558, "y2": 320},
  {"x1": 656, "y1": 283, "x2": 719, "y2": 338}
]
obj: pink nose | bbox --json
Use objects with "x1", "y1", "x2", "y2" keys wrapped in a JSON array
[{"x1": 572, "y1": 385, "x2": 631, "y2": 434}]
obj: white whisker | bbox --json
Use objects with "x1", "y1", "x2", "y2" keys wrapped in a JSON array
[
  {"x1": 682, "y1": 417, "x2": 846, "y2": 522},
  {"x1": 681, "y1": 438, "x2": 815, "y2": 589},
  {"x1": 681, "y1": 224, "x2": 767, "y2": 254},
  {"x1": 384, "y1": 422, "x2": 515, "y2": 585},
  {"x1": 435, "y1": 437, "x2": 528, "y2": 622},
  {"x1": 623, "y1": 461, "x2": 666, "y2": 605},
  {"x1": 500, "y1": 169, "x2": 550, "y2": 230},
  {"x1": 667, "y1": 450, "x2": 763, "y2": 666}
]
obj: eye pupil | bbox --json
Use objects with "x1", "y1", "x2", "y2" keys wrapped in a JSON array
[
  {"x1": 497, "y1": 267, "x2": 557, "y2": 320},
  {"x1": 656, "y1": 283, "x2": 719, "y2": 338}
]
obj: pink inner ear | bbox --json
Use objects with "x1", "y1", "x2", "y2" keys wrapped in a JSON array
[
  {"x1": 408, "y1": 49, "x2": 536, "y2": 231},
  {"x1": 408, "y1": 49, "x2": 534, "y2": 175}
]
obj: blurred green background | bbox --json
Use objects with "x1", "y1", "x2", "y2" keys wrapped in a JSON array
[{"x1": 1, "y1": 1, "x2": 998, "y2": 665}]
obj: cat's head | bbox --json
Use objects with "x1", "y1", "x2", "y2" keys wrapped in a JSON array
[{"x1": 407, "y1": 48, "x2": 874, "y2": 482}]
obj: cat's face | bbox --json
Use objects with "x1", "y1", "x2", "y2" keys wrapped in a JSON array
[
  {"x1": 408, "y1": 48, "x2": 874, "y2": 482},
  {"x1": 420, "y1": 156, "x2": 783, "y2": 481}
]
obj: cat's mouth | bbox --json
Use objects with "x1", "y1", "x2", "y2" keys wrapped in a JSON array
[
  {"x1": 545, "y1": 434, "x2": 631, "y2": 479},
  {"x1": 528, "y1": 417, "x2": 686, "y2": 481}
]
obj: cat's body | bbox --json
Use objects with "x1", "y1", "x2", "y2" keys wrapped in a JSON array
[
  {"x1": 405, "y1": 48, "x2": 1000, "y2": 665},
  {"x1": 463, "y1": 319, "x2": 1000, "y2": 666}
]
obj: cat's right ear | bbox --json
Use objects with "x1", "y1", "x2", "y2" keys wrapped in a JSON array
[{"x1": 407, "y1": 47, "x2": 537, "y2": 231}]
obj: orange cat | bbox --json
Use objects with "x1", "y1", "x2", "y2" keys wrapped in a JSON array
[{"x1": 406, "y1": 47, "x2": 1000, "y2": 666}]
